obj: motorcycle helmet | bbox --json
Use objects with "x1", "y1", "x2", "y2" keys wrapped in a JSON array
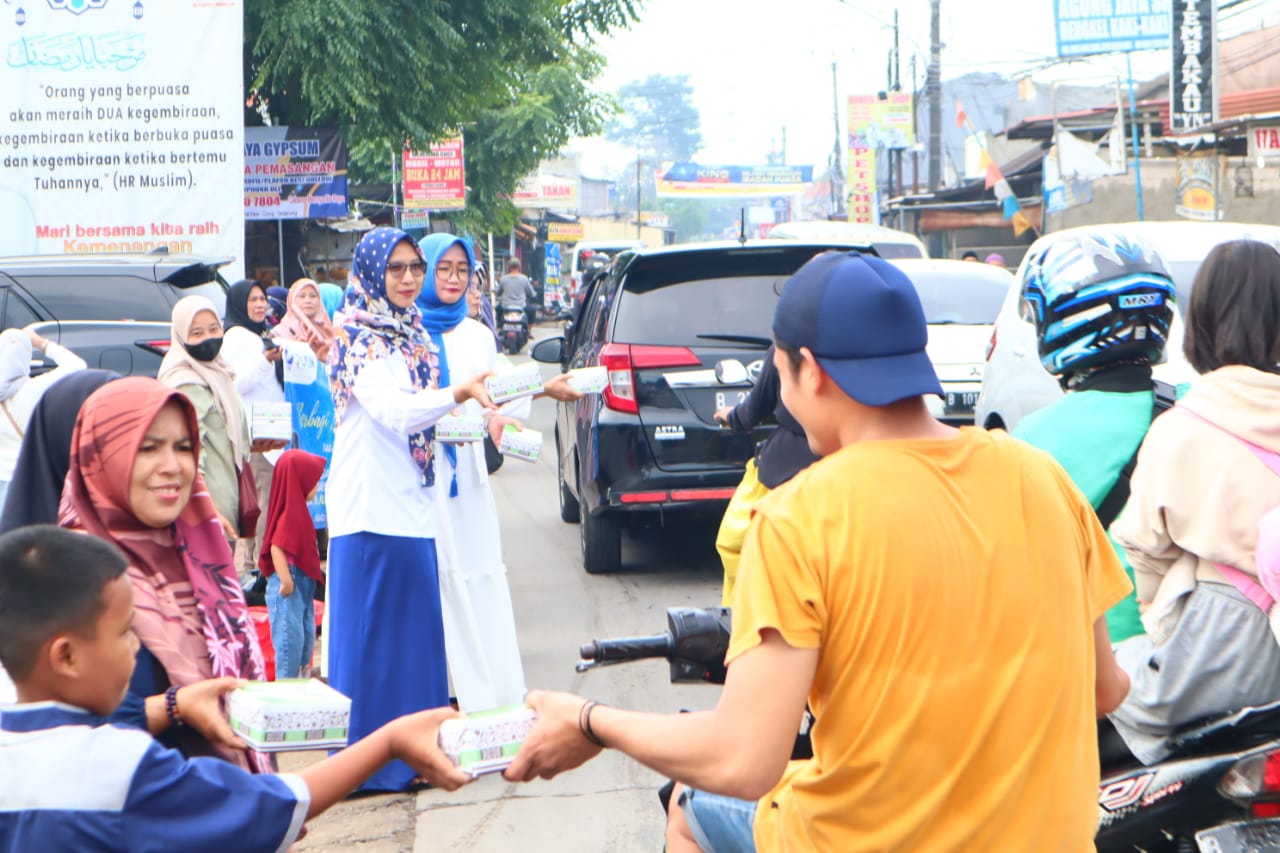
[{"x1": 1022, "y1": 231, "x2": 1176, "y2": 380}]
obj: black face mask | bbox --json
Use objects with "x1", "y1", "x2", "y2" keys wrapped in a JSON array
[{"x1": 183, "y1": 337, "x2": 223, "y2": 362}]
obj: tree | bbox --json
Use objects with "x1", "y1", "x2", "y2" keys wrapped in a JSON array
[
  {"x1": 605, "y1": 73, "x2": 703, "y2": 164},
  {"x1": 243, "y1": 0, "x2": 641, "y2": 231}
]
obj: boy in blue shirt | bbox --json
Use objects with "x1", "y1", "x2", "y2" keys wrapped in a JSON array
[{"x1": 0, "y1": 525, "x2": 471, "y2": 853}]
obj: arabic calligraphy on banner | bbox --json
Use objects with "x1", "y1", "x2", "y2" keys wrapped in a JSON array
[{"x1": 0, "y1": 0, "x2": 245, "y2": 277}]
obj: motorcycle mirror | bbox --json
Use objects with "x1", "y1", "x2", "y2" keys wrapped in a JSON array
[{"x1": 714, "y1": 359, "x2": 749, "y2": 385}]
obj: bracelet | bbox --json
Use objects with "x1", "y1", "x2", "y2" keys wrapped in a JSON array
[
  {"x1": 164, "y1": 685, "x2": 184, "y2": 727},
  {"x1": 578, "y1": 700, "x2": 606, "y2": 748}
]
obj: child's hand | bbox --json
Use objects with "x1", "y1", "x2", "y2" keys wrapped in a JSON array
[
  {"x1": 279, "y1": 571, "x2": 295, "y2": 597},
  {"x1": 178, "y1": 677, "x2": 249, "y2": 751},
  {"x1": 387, "y1": 707, "x2": 472, "y2": 791}
]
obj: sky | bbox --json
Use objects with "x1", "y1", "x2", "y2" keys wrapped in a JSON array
[{"x1": 568, "y1": 0, "x2": 1280, "y2": 179}]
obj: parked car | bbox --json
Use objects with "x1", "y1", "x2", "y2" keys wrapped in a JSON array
[
  {"x1": 532, "y1": 239, "x2": 876, "y2": 574},
  {"x1": 975, "y1": 221, "x2": 1280, "y2": 431},
  {"x1": 0, "y1": 251, "x2": 232, "y2": 377},
  {"x1": 767, "y1": 220, "x2": 928, "y2": 259},
  {"x1": 888, "y1": 258, "x2": 1014, "y2": 425}
]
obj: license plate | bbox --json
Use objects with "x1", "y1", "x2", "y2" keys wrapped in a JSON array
[
  {"x1": 715, "y1": 390, "x2": 748, "y2": 411},
  {"x1": 1197, "y1": 817, "x2": 1280, "y2": 851},
  {"x1": 946, "y1": 391, "x2": 978, "y2": 412}
]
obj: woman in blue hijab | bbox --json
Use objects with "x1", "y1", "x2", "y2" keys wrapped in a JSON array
[{"x1": 317, "y1": 282, "x2": 345, "y2": 320}]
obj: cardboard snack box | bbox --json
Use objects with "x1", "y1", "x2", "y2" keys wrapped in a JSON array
[
  {"x1": 251, "y1": 401, "x2": 293, "y2": 441},
  {"x1": 436, "y1": 414, "x2": 487, "y2": 443},
  {"x1": 484, "y1": 362, "x2": 543, "y2": 404},
  {"x1": 437, "y1": 705, "x2": 537, "y2": 777},
  {"x1": 566, "y1": 365, "x2": 608, "y2": 395},
  {"x1": 227, "y1": 679, "x2": 351, "y2": 752},
  {"x1": 498, "y1": 425, "x2": 542, "y2": 463}
]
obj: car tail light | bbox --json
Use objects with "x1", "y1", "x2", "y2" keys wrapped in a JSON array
[
  {"x1": 599, "y1": 344, "x2": 701, "y2": 415},
  {"x1": 985, "y1": 327, "x2": 998, "y2": 362},
  {"x1": 1220, "y1": 748, "x2": 1280, "y2": 816},
  {"x1": 670, "y1": 488, "x2": 737, "y2": 501},
  {"x1": 620, "y1": 491, "x2": 668, "y2": 504},
  {"x1": 137, "y1": 339, "x2": 171, "y2": 356}
]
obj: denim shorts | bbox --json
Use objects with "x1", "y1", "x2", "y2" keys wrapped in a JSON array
[{"x1": 678, "y1": 787, "x2": 757, "y2": 853}]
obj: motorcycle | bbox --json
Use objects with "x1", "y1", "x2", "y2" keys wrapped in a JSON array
[
  {"x1": 501, "y1": 307, "x2": 530, "y2": 355},
  {"x1": 577, "y1": 607, "x2": 1280, "y2": 852}
]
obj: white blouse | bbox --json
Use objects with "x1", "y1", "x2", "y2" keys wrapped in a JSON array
[
  {"x1": 0, "y1": 342, "x2": 86, "y2": 480},
  {"x1": 325, "y1": 349, "x2": 456, "y2": 539},
  {"x1": 221, "y1": 326, "x2": 286, "y2": 407}
]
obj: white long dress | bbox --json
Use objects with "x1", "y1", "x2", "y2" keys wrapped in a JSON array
[{"x1": 433, "y1": 318, "x2": 529, "y2": 712}]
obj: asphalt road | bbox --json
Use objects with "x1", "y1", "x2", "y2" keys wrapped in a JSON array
[{"x1": 293, "y1": 328, "x2": 725, "y2": 852}]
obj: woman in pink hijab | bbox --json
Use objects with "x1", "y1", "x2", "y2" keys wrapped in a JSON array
[{"x1": 274, "y1": 278, "x2": 335, "y2": 362}]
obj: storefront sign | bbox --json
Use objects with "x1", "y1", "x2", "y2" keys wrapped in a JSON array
[
  {"x1": 0, "y1": 0, "x2": 245, "y2": 277},
  {"x1": 512, "y1": 174, "x2": 577, "y2": 209},
  {"x1": 244, "y1": 127, "x2": 348, "y2": 220},
  {"x1": 402, "y1": 138, "x2": 466, "y2": 211},
  {"x1": 654, "y1": 163, "x2": 813, "y2": 198},
  {"x1": 1175, "y1": 151, "x2": 1218, "y2": 221},
  {"x1": 1170, "y1": 0, "x2": 1215, "y2": 133},
  {"x1": 1054, "y1": 0, "x2": 1172, "y2": 57},
  {"x1": 846, "y1": 96, "x2": 879, "y2": 225},
  {"x1": 547, "y1": 221, "x2": 584, "y2": 241},
  {"x1": 1248, "y1": 124, "x2": 1280, "y2": 159}
]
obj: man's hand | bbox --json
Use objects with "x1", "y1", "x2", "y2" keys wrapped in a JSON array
[
  {"x1": 487, "y1": 414, "x2": 521, "y2": 446},
  {"x1": 713, "y1": 406, "x2": 733, "y2": 427},
  {"x1": 455, "y1": 371, "x2": 496, "y2": 410},
  {"x1": 278, "y1": 570, "x2": 295, "y2": 597},
  {"x1": 503, "y1": 690, "x2": 602, "y2": 783},
  {"x1": 177, "y1": 677, "x2": 248, "y2": 751},
  {"x1": 386, "y1": 708, "x2": 473, "y2": 792},
  {"x1": 251, "y1": 439, "x2": 289, "y2": 453},
  {"x1": 540, "y1": 373, "x2": 584, "y2": 403}
]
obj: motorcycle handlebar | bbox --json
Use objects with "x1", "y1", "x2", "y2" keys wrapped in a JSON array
[{"x1": 579, "y1": 633, "x2": 673, "y2": 663}]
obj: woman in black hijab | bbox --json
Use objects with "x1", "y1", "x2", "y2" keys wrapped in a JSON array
[{"x1": 0, "y1": 369, "x2": 120, "y2": 531}]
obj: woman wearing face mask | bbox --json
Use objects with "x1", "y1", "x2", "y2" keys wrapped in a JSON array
[
  {"x1": 60, "y1": 377, "x2": 270, "y2": 771},
  {"x1": 158, "y1": 295, "x2": 254, "y2": 546},
  {"x1": 220, "y1": 280, "x2": 286, "y2": 579},
  {"x1": 327, "y1": 227, "x2": 495, "y2": 792}
]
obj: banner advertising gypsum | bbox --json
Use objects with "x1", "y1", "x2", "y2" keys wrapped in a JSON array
[
  {"x1": 244, "y1": 127, "x2": 348, "y2": 221},
  {"x1": 402, "y1": 138, "x2": 465, "y2": 211},
  {"x1": 1171, "y1": 0, "x2": 1215, "y2": 133},
  {"x1": 1, "y1": 0, "x2": 245, "y2": 278}
]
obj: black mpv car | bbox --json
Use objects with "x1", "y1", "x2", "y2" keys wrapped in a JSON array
[{"x1": 532, "y1": 239, "x2": 874, "y2": 574}]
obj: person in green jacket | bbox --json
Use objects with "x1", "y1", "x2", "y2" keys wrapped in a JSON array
[{"x1": 1013, "y1": 230, "x2": 1178, "y2": 642}]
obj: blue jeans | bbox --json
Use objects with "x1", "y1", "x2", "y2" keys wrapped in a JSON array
[
  {"x1": 679, "y1": 787, "x2": 758, "y2": 853},
  {"x1": 266, "y1": 566, "x2": 316, "y2": 679}
]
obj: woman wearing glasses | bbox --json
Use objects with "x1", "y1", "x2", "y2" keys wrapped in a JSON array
[{"x1": 326, "y1": 227, "x2": 495, "y2": 792}]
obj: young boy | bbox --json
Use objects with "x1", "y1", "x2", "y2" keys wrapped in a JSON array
[{"x1": 0, "y1": 525, "x2": 470, "y2": 852}]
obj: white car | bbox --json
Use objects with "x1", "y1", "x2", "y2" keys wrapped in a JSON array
[
  {"x1": 976, "y1": 221, "x2": 1280, "y2": 432},
  {"x1": 889, "y1": 258, "x2": 1014, "y2": 425},
  {"x1": 770, "y1": 220, "x2": 929, "y2": 259}
]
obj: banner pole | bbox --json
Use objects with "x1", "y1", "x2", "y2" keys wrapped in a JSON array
[
  {"x1": 277, "y1": 220, "x2": 285, "y2": 286},
  {"x1": 1126, "y1": 51, "x2": 1145, "y2": 222}
]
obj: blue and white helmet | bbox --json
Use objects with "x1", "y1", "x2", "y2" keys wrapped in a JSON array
[{"x1": 1022, "y1": 231, "x2": 1176, "y2": 379}]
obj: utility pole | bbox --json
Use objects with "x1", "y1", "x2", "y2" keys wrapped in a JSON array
[
  {"x1": 831, "y1": 59, "x2": 844, "y2": 217},
  {"x1": 635, "y1": 157, "x2": 642, "y2": 239},
  {"x1": 927, "y1": 0, "x2": 942, "y2": 191}
]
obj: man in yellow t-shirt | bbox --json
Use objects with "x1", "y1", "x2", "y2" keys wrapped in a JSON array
[{"x1": 505, "y1": 250, "x2": 1133, "y2": 852}]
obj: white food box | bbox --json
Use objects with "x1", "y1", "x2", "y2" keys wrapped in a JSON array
[
  {"x1": 251, "y1": 401, "x2": 293, "y2": 442},
  {"x1": 499, "y1": 425, "x2": 542, "y2": 463},
  {"x1": 566, "y1": 365, "x2": 608, "y2": 395},
  {"x1": 226, "y1": 678, "x2": 351, "y2": 752},
  {"x1": 484, "y1": 362, "x2": 543, "y2": 404},
  {"x1": 437, "y1": 705, "x2": 537, "y2": 777},
  {"x1": 436, "y1": 414, "x2": 487, "y2": 443}
]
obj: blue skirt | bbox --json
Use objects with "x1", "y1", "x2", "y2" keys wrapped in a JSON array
[{"x1": 328, "y1": 532, "x2": 449, "y2": 791}]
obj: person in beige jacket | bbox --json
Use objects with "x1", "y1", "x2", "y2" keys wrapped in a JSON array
[{"x1": 1110, "y1": 239, "x2": 1280, "y2": 764}]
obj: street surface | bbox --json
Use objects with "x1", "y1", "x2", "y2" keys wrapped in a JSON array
[{"x1": 291, "y1": 325, "x2": 724, "y2": 852}]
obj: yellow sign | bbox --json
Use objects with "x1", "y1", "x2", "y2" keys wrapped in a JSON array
[
  {"x1": 547, "y1": 222, "x2": 584, "y2": 242},
  {"x1": 1175, "y1": 152, "x2": 1217, "y2": 222}
]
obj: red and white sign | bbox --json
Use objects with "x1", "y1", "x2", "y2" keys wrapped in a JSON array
[
  {"x1": 402, "y1": 138, "x2": 465, "y2": 211},
  {"x1": 1248, "y1": 125, "x2": 1280, "y2": 159}
]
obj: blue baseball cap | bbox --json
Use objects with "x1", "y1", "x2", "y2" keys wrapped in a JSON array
[{"x1": 772, "y1": 251, "x2": 943, "y2": 406}]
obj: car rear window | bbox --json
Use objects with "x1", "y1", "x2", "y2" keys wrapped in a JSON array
[
  {"x1": 905, "y1": 270, "x2": 1009, "y2": 325},
  {"x1": 17, "y1": 275, "x2": 176, "y2": 321}
]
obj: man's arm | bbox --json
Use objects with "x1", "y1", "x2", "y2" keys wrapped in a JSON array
[
  {"x1": 506, "y1": 629, "x2": 816, "y2": 801},
  {"x1": 1095, "y1": 617, "x2": 1130, "y2": 715}
]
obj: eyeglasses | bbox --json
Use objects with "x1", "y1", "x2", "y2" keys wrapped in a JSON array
[
  {"x1": 435, "y1": 263, "x2": 471, "y2": 282},
  {"x1": 386, "y1": 260, "x2": 427, "y2": 277}
]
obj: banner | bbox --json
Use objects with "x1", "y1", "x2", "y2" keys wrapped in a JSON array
[
  {"x1": 244, "y1": 127, "x2": 347, "y2": 221},
  {"x1": 1054, "y1": 0, "x2": 1172, "y2": 57},
  {"x1": 1175, "y1": 151, "x2": 1218, "y2": 221},
  {"x1": 1247, "y1": 124, "x2": 1280, "y2": 160},
  {"x1": 542, "y1": 242, "x2": 565, "y2": 314},
  {"x1": 848, "y1": 94, "x2": 915, "y2": 150},
  {"x1": 547, "y1": 221, "x2": 584, "y2": 242},
  {"x1": 403, "y1": 138, "x2": 466, "y2": 211},
  {"x1": 512, "y1": 174, "x2": 577, "y2": 209},
  {"x1": 281, "y1": 342, "x2": 334, "y2": 527},
  {"x1": 1, "y1": 0, "x2": 245, "y2": 278},
  {"x1": 655, "y1": 163, "x2": 813, "y2": 199},
  {"x1": 1171, "y1": 0, "x2": 1215, "y2": 133},
  {"x1": 847, "y1": 96, "x2": 878, "y2": 225}
]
